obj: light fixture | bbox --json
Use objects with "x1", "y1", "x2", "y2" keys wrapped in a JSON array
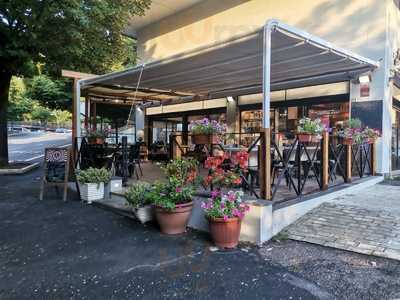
[
  {"x1": 358, "y1": 74, "x2": 371, "y2": 84},
  {"x1": 227, "y1": 96, "x2": 234, "y2": 102},
  {"x1": 137, "y1": 106, "x2": 142, "y2": 112}
]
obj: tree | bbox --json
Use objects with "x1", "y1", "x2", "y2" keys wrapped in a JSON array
[
  {"x1": 53, "y1": 109, "x2": 72, "y2": 127},
  {"x1": 25, "y1": 75, "x2": 70, "y2": 110},
  {"x1": 31, "y1": 104, "x2": 54, "y2": 126},
  {"x1": 0, "y1": 0, "x2": 150, "y2": 166}
]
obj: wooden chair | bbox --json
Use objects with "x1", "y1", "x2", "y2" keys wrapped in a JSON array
[{"x1": 39, "y1": 147, "x2": 72, "y2": 202}]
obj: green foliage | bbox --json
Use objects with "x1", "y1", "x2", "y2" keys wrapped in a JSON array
[
  {"x1": 76, "y1": 167, "x2": 111, "y2": 184},
  {"x1": 53, "y1": 109, "x2": 72, "y2": 126},
  {"x1": 0, "y1": 0, "x2": 151, "y2": 76},
  {"x1": 297, "y1": 117, "x2": 324, "y2": 135},
  {"x1": 125, "y1": 182, "x2": 152, "y2": 209},
  {"x1": 147, "y1": 159, "x2": 199, "y2": 210},
  {"x1": 30, "y1": 104, "x2": 54, "y2": 124},
  {"x1": 347, "y1": 118, "x2": 362, "y2": 129},
  {"x1": 7, "y1": 77, "x2": 32, "y2": 121},
  {"x1": 147, "y1": 180, "x2": 196, "y2": 211},
  {"x1": 25, "y1": 75, "x2": 70, "y2": 110}
]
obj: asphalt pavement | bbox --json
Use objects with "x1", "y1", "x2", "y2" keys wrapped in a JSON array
[
  {"x1": 8, "y1": 131, "x2": 71, "y2": 162},
  {"x1": 0, "y1": 168, "x2": 317, "y2": 300}
]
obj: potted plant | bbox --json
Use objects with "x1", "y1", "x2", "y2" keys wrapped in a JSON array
[
  {"x1": 203, "y1": 151, "x2": 248, "y2": 191},
  {"x1": 297, "y1": 117, "x2": 324, "y2": 143},
  {"x1": 202, "y1": 190, "x2": 250, "y2": 249},
  {"x1": 189, "y1": 118, "x2": 226, "y2": 145},
  {"x1": 148, "y1": 158, "x2": 199, "y2": 234},
  {"x1": 363, "y1": 127, "x2": 380, "y2": 144},
  {"x1": 87, "y1": 128, "x2": 109, "y2": 144},
  {"x1": 125, "y1": 182, "x2": 153, "y2": 224},
  {"x1": 339, "y1": 128, "x2": 365, "y2": 145},
  {"x1": 76, "y1": 167, "x2": 111, "y2": 204}
]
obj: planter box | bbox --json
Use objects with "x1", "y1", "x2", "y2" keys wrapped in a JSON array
[
  {"x1": 79, "y1": 182, "x2": 104, "y2": 204},
  {"x1": 342, "y1": 138, "x2": 354, "y2": 146},
  {"x1": 191, "y1": 134, "x2": 220, "y2": 145},
  {"x1": 297, "y1": 133, "x2": 322, "y2": 143}
]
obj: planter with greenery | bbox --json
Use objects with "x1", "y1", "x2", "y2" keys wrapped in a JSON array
[
  {"x1": 147, "y1": 158, "x2": 198, "y2": 234},
  {"x1": 76, "y1": 167, "x2": 111, "y2": 203},
  {"x1": 202, "y1": 190, "x2": 250, "y2": 249},
  {"x1": 338, "y1": 118, "x2": 381, "y2": 145},
  {"x1": 203, "y1": 151, "x2": 248, "y2": 191},
  {"x1": 124, "y1": 182, "x2": 153, "y2": 223},
  {"x1": 189, "y1": 118, "x2": 226, "y2": 145},
  {"x1": 297, "y1": 117, "x2": 325, "y2": 143},
  {"x1": 86, "y1": 129, "x2": 110, "y2": 144}
]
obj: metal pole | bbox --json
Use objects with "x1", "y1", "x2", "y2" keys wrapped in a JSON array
[
  {"x1": 122, "y1": 136, "x2": 128, "y2": 186},
  {"x1": 261, "y1": 21, "x2": 277, "y2": 200}
]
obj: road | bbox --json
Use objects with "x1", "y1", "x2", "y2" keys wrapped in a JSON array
[{"x1": 8, "y1": 131, "x2": 71, "y2": 162}]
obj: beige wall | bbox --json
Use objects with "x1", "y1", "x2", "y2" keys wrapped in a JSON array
[
  {"x1": 136, "y1": 0, "x2": 396, "y2": 173},
  {"x1": 137, "y1": 0, "x2": 386, "y2": 64}
]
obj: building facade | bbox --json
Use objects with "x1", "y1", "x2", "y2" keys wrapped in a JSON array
[{"x1": 125, "y1": 0, "x2": 400, "y2": 174}]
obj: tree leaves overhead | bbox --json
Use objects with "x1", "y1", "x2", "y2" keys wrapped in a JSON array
[{"x1": 0, "y1": 0, "x2": 151, "y2": 76}]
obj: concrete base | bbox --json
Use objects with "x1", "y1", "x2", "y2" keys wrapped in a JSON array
[
  {"x1": 0, "y1": 162, "x2": 40, "y2": 175},
  {"x1": 239, "y1": 200, "x2": 273, "y2": 244},
  {"x1": 87, "y1": 176, "x2": 384, "y2": 246}
]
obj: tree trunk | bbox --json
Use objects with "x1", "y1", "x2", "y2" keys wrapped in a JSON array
[{"x1": 0, "y1": 73, "x2": 12, "y2": 167}]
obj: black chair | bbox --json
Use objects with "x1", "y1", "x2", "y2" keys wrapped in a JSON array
[{"x1": 128, "y1": 144, "x2": 143, "y2": 179}]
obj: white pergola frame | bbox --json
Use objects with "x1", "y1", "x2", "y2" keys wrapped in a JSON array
[
  {"x1": 75, "y1": 19, "x2": 379, "y2": 199},
  {"x1": 75, "y1": 19, "x2": 379, "y2": 140}
]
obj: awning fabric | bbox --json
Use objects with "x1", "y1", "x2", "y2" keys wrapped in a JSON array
[{"x1": 80, "y1": 19, "x2": 379, "y2": 104}]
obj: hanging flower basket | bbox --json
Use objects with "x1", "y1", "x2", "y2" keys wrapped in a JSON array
[
  {"x1": 191, "y1": 134, "x2": 220, "y2": 145},
  {"x1": 297, "y1": 133, "x2": 322, "y2": 143}
]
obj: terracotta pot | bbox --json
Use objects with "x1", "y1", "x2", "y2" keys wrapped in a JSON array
[
  {"x1": 96, "y1": 137, "x2": 105, "y2": 144},
  {"x1": 155, "y1": 201, "x2": 193, "y2": 234},
  {"x1": 88, "y1": 137, "x2": 104, "y2": 145},
  {"x1": 208, "y1": 217, "x2": 241, "y2": 249},
  {"x1": 342, "y1": 138, "x2": 354, "y2": 145},
  {"x1": 191, "y1": 134, "x2": 220, "y2": 145},
  {"x1": 297, "y1": 133, "x2": 321, "y2": 143}
]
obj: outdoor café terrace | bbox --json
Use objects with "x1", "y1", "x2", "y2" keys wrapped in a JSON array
[{"x1": 73, "y1": 19, "x2": 380, "y2": 204}]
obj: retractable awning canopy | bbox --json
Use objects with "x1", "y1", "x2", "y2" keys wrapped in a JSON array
[{"x1": 80, "y1": 19, "x2": 379, "y2": 104}]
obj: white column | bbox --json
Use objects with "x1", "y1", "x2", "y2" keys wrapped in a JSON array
[{"x1": 135, "y1": 106, "x2": 145, "y2": 141}]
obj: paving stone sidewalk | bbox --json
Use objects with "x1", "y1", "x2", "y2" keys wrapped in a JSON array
[{"x1": 286, "y1": 202, "x2": 400, "y2": 260}]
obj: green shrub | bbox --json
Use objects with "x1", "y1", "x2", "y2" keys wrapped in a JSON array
[
  {"x1": 125, "y1": 182, "x2": 152, "y2": 209},
  {"x1": 76, "y1": 167, "x2": 111, "y2": 184}
]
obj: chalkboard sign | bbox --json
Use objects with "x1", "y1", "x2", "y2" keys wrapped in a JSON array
[{"x1": 39, "y1": 147, "x2": 72, "y2": 202}]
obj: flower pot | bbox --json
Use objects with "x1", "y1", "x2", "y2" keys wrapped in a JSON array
[
  {"x1": 134, "y1": 205, "x2": 154, "y2": 224},
  {"x1": 209, "y1": 217, "x2": 241, "y2": 249},
  {"x1": 342, "y1": 138, "x2": 354, "y2": 145},
  {"x1": 96, "y1": 137, "x2": 105, "y2": 144},
  {"x1": 297, "y1": 133, "x2": 321, "y2": 143},
  {"x1": 191, "y1": 134, "x2": 220, "y2": 145},
  {"x1": 366, "y1": 138, "x2": 374, "y2": 144},
  {"x1": 79, "y1": 182, "x2": 104, "y2": 204},
  {"x1": 155, "y1": 201, "x2": 193, "y2": 234},
  {"x1": 87, "y1": 137, "x2": 104, "y2": 145}
]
